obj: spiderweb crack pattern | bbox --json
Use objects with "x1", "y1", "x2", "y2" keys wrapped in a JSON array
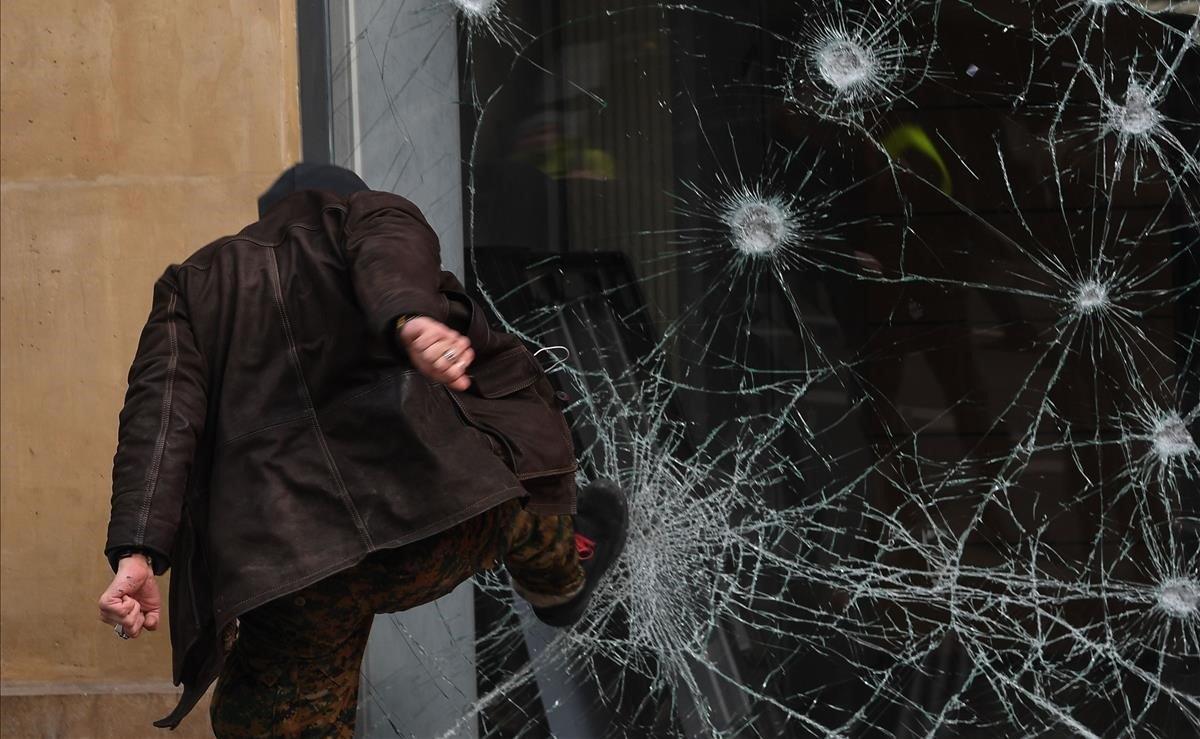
[
  {"x1": 780, "y1": 0, "x2": 943, "y2": 129},
  {"x1": 345, "y1": 0, "x2": 1200, "y2": 735}
]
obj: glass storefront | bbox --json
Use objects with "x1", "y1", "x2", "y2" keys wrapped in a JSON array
[
  {"x1": 311, "y1": 1, "x2": 1199, "y2": 735},
  {"x1": 459, "y1": 2, "x2": 1199, "y2": 736}
]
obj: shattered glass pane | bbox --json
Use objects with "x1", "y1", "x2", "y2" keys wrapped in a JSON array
[{"x1": 343, "y1": 0, "x2": 1199, "y2": 735}]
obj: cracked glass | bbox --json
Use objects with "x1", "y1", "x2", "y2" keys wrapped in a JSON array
[{"x1": 341, "y1": 1, "x2": 1199, "y2": 736}]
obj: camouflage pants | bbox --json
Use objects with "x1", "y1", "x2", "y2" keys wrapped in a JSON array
[{"x1": 208, "y1": 497, "x2": 584, "y2": 738}]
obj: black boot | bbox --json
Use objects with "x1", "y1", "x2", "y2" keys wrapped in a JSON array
[{"x1": 531, "y1": 479, "x2": 629, "y2": 628}]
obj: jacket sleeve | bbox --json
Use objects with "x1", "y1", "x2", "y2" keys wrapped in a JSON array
[
  {"x1": 340, "y1": 190, "x2": 451, "y2": 341},
  {"x1": 106, "y1": 267, "x2": 208, "y2": 576}
]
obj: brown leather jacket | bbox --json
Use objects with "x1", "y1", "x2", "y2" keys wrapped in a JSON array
[{"x1": 103, "y1": 189, "x2": 577, "y2": 728}]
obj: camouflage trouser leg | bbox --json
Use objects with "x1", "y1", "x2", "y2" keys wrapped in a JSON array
[
  {"x1": 504, "y1": 505, "x2": 587, "y2": 603},
  {"x1": 210, "y1": 496, "x2": 584, "y2": 738}
]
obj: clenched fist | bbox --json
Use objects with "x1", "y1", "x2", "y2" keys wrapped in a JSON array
[
  {"x1": 97, "y1": 554, "x2": 160, "y2": 639},
  {"x1": 397, "y1": 315, "x2": 474, "y2": 391}
]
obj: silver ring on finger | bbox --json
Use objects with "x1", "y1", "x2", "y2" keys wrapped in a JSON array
[
  {"x1": 114, "y1": 624, "x2": 131, "y2": 640},
  {"x1": 443, "y1": 349, "x2": 457, "y2": 361}
]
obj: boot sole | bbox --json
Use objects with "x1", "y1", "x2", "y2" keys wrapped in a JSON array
[{"x1": 532, "y1": 480, "x2": 629, "y2": 628}]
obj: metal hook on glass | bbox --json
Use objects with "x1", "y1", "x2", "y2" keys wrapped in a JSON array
[{"x1": 533, "y1": 344, "x2": 570, "y2": 373}]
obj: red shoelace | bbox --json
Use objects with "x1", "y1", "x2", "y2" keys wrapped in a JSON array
[{"x1": 574, "y1": 532, "x2": 596, "y2": 561}]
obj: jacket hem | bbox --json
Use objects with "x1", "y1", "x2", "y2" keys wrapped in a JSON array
[
  {"x1": 160, "y1": 482, "x2": 532, "y2": 730},
  {"x1": 134, "y1": 290, "x2": 181, "y2": 546},
  {"x1": 211, "y1": 482, "x2": 530, "y2": 625}
]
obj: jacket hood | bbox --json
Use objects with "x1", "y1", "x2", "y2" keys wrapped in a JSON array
[{"x1": 257, "y1": 163, "x2": 369, "y2": 218}]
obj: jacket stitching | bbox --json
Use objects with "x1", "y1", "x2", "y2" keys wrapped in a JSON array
[
  {"x1": 225, "y1": 222, "x2": 322, "y2": 248},
  {"x1": 266, "y1": 251, "x2": 374, "y2": 550},
  {"x1": 179, "y1": 223, "x2": 326, "y2": 267},
  {"x1": 322, "y1": 370, "x2": 417, "y2": 408},
  {"x1": 216, "y1": 370, "x2": 423, "y2": 446},
  {"x1": 218, "y1": 413, "x2": 311, "y2": 447},
  {"x1": 135, "y1": 291, "x2": 180, "y2": 545},
  {"x1": 468, "y1": 345, "x2": 540, "y2": 397},
  {"x1": 170, "y1": 200, "x2": 407, "y2": 274},
  {"x1": 515, "y1": 464, "x2": 578, "y2": 481}
]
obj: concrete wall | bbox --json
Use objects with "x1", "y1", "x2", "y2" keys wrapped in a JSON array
[{"x1": 0, "y1": 2, "x2": 300, "y2": 734}]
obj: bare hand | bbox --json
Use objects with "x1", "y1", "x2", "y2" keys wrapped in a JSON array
[
  {"x1": 398, "y1": 316, "x2": 474, "y2": 391},
  {"x1": 97, "y1": 554, "x2": 161, "y2": 639}
]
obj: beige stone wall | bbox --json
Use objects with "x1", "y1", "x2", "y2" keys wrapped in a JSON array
[{"x1": 1, "y1": 1, "x2": 300, "y2": 733}]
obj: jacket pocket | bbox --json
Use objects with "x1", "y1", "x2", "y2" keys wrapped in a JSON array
[
  {"x1": 450, "y1": 345, "x2": 576, "y2": 479},
  {"x1": 467, "y1": 345, "x2": 542, "y2": 398}
]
